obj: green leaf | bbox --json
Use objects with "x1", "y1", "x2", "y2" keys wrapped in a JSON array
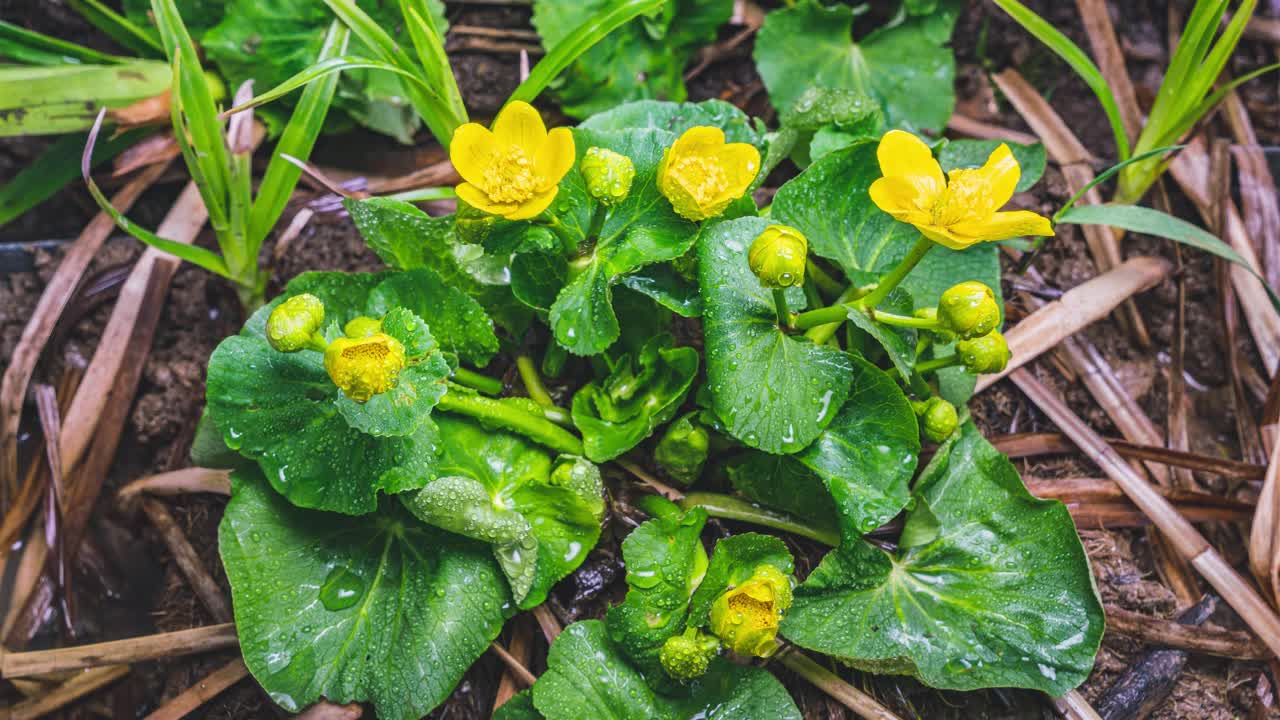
[
  {"x1": 403, "y1": 414, "x2": 604, "y2": 608},
  {"x1": 220, "y1": 470, "x2": 512, "y2": 720},
  {"x1": 531, "y1": 0, "x2": 732, "y2": 119},
  {"x1": 207, "y1": 273, "x2": 445, "y2": 514},
  {"x1": 773, "y1": 140, "x2": 1002, "y2": 401},
  {"x1": 368, "y1": 268, "x2": 500, "y2": 367},
  {"x1": 0, "y1": 20, "x2": 130, "y2": 64},
  {"x1": 580, "y1": 99, "x2": 768, "y2": 156},
  {"x1": 793, "y1": 353, "x2": 920, "y2": 543},
  {"x1": 725, "y1": 452, "x2": 838, "y2": 531},
  {"x1": 71, "y1": 0, "x2": 164, "y2": 57},
  {"x1": 495, "y1": 692, "x2": 543, "y2": 720},
  {"x1": 755, "y1": 0, "x2": 960, "y2": 134},
  {"x1": 345, "y1": 197, "x2": 531, "y2": 333},
  {"x1": 0, "y1": 62, "x2": 170, "y2": 137},
  {"x1": 686, "y1": 534, "x2": 792, "y2": 628},
  {"x1": 0, "y1": 128, "x2": 147, "y2": 228},
  {"x1": 606, "y1": 504, "x2": 708, "y2": 678},
  {"x1": 846, "y1": 283, "x2": 917, "y2": 377},
  {"x1": 698, "y1": 216, "x2": 853, "y2": 454},
  {"x1": 664, "y1": 659, "x2": 803, "y2": 720},
  {"x1": 618, "y1": 264, "x2": 703, "y2": 318},
  {"x1": 781, "y1": 421, "x2": 1105, "y2": 695},
  {"x1": 571, "y1": 334, "x2": 699, "y2": 462},
  {"x1": 546, "y1": 127, "x2": 697, "y2": 355},
  {"x1": 939, "y1": 139, "x2": 1046, "y2": 193}
]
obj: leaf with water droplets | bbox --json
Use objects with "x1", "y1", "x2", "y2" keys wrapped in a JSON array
[
  {"x1": 366, "y1": 267, "x2": 500, "y2": 367},
  {"x1": 699, "y1": 216, "x2": 853, "y2": 454},
  {"x1": 781, "y1": 421, "x2": 1104, "y2": 695},
  {"x1": 220, "y1": 470, "x2": 512, "y2": 720}
]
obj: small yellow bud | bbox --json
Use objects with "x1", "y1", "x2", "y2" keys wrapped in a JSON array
[
  {"x1": 956, "y1": 330, "x2": 1011, "y2": 375},
  {"x1": 937, "y1": 281, "x2": 1000, "y2": 339},
  {"x1": 580, "y1": 147, "x2": 635, "y2": 206},
  {"x1": 343, "y1": 316, "x2": 382, "y2": 338},
  {"x1": 709, "y1": 565, "x2": 792, "y2": 658},
  {"x1": 913, "y1": 397, "x2": 958, "y2": 442},
  {"x1": 266, "y1": 293, "x2": 324, "y2": 352},
  {"x1": 324, "y1": 332, "x2": 407, "y2": 402},
  {"x1": 748, "y1": 225, "x2": 807, "y2": 289},
  {"x1": 660, "y1": 627, "x2": 720, "y2": 681}
]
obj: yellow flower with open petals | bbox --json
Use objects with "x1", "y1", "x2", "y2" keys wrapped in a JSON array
[
  {"x1": 450, "y1": 101, "x2": 575, "y2": 220},
  {"x1": 869, "y1": 130, "x2": 1054, "y2": 250},
  {"x1": 658, "y1": 126, "x2": 760, "y2": 222}
]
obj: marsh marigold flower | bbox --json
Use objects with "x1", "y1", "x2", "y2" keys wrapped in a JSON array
[
  {"x1": 709, "y1": 564, "x2": 792, "y2": 658},
  {"x1": 869, "y1": 130, "x2": 1053, "y2": 250},
  {"x1": 450, "y1": 101, "x2": 575, "y2": 220},
  {"x1": 325, "y1": 333, "x2": 407, "y2": 402},
  {"x1": 658, "y1": 127, "x2": 759, "y2": 222}
]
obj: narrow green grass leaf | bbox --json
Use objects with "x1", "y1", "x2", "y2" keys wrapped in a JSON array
[
  {"x1": 0, "y1": 128, "x2": 149, "y2": 228},
  {"x1": 222, "y1": 56, "x2": 440, "y2": 116},
  {"x1": 1052, "y1": 145, "x2": 1183, "y2": 221},
  {"x1": 401, "y1": 2, "x2": 467, "y2": 127},
  {"x1": 0, "y1": 20, "x2": 129, "y2": 64},
  {"x1": 510, "y1": 0, "x2": 664, "y2": 106},
  {"x1": 990, "y1": 0, "x2": 1130, "y2": 159}
]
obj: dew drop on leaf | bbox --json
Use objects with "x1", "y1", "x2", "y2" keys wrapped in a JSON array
[{"x1": 319, "y1": 566, "x2": 365, "y2": 611}]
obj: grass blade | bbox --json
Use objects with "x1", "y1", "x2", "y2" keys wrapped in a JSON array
[
  {"x1": 1053, "y1": 146, "x2": 1184, "y2": 221},
  {"x1": 401, "y1": 1, "x2": 467, "y2": 126},
  {"x1": 66, "y1": 0, "x2": 163, "y2": 57},
  {"x1": 0, "y1": 62, "x2": 170, "y2": 137},
  {"x1": 509, "y1": 0, "x2": 664, "y2": 106},
  {"x1": 222, "y1": 56, "x2": 435, "y2": 116},
  {"x1": 0, "y1": 128, "x2": 150, "y2": 228},
  {"x1": 0, "y1": 20, "x2": 128, "y2": 65},
  {"x1": 247, "y1": 22, "x2": 349, "y2": 257},
  {"x1": 990, "y1": 0, "x2": 1131, "y2": 160}
]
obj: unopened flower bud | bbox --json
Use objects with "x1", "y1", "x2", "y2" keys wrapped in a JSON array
[
  {"x1": 937, "y1": 281, "x2": 1000, "y2": 339},
  {"x1": 344, "y1": 316, "x2": 382, "y2": 338},
  {"x1": 913, "y1": 397, "x2": 958, "y2": 442},
  {"x1": 660, "y1": 627, "x2": 720, "y2": 681},
  {"x1": 957, "y1": 330, "x2": 1011, "y2": 375},
  {"x1": 266, "y1": 293, "x2": 324, "y2": 352},
  {"x1": 748, "y1": 225, "x2": 807, "y2": 289},
  {"x1": 581, "y1": 147, "x2": 635, "y2": 206},
  {"x1": 709, "y1": 564, "x2": 793, "y2": 658},
  {"x1": 324, "y1": 332, "x2": 407, "y2": 402},
  {"x1": 654, "y1": 415, "x2": 709, "y2": 486}
]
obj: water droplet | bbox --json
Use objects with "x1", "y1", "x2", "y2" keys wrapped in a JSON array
[{"x1": 319, "y1": 566, "x2": 365, "y2": 611}]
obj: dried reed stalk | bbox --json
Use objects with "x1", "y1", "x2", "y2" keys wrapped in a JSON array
[
  {"x1": 295, "y1": 702, "x2": 364, "y2": 720},
  {"x1": 1104, "y1": 605, "x2": 1270, "y2": 660},
  {"x1": 1251, "y1": 439, "x2": 1280, "y2": 604},
  {"x1": 489, "y1": 640, "x2": 538, "y2": 689},
  {"x1": 976, "y1": 257, "x2": 1171, "y2": 392},
  {"x1": 993, "y1": 432, "x2": 1265, "y2": 480},
  {"x1": 1223, "y1": 94, "x2": 1280, "y2": 289},
  {"x1": 1052, "y1": 690, "x2": 1103, "y2": 720},
  {"x1": 141, "y1": 658, "x2": 248, "y2": 720},
  {"x1": 141, "y1": 498, "x2": 233, "y2": 623},
  {"x1": 1073, "y1": 0, "x2": 1143, "y2": 140},
  {"x1": 116, "y1": 468, "x2": 232, "y2": 500},
  {"x1": 7, "y1": 664, "x2": 129, "y2": 720},
  {"x1": 494, "y1": 616, "x2": 534, "y2": 708},
  {"x1": 1012, "y1": 368, "x2": 1280, "y2": 658},
  {"x1": 532, "y1": 605, "x2": 562, "y2": 644},
  {"x1": 1, "y1": 624, "x2": 237, "y2": 678},
  {"x1": 945, "y1": 114, "x2": 1038, "y2": 145}
]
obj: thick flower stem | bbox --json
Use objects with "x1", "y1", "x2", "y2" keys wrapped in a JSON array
[
  {"x1": 792, "y1": 304, "x2": 849, "y2": 332},
  {"x1": 585, "y1": 202, "x2": 609, "y2": 243},
  {"x1": 914, "y1": 354, "x2": 962, "y2": 375},
  {"x1": 516, "y1": 355, "x2": 555, "y2": 407},
  {"x1": 679, "y1": 492, "x2": 839, "y2": 546},
  {"x1": 855, "y1": 235, "x2": 933, "y2": 310},
  {"x1": 451, "y1": 367, "x2": 503, "y2": 396},
  {"x1": 771, "y1": 288, "x2": 791, "y2": 328},
  {"x1": 437, "y1": 386, "x2": 584, "y2": 456},
  {"x1": 871, "y1": 310, "x2": 941, "y2": 330}
]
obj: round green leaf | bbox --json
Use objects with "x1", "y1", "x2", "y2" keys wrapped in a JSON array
[
  {"x1": 219, "y1": 470, "x2": 512, "y2": 720},
  {"x1": 698, "y1": 216, "x2": 853, "y2": 454},
  {"x1": 367, "y1": 268, "x2": 500, "y2": 367}
]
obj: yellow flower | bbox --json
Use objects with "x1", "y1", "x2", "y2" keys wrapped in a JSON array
[
  {"x1": 658, "y1": 126, "x2": 760, "y2": 222},
  {"x1": 450, "y1": 101, "x2": 575, "y2": 220},
  {"x1": 325, "y1": 333, "x2": 407, "y2": 402},
  {"x1": 708, "y1": 565, "x2": 792, "y2": 658},
  {"x1": 869, "y1": 130, "x2": 1054, "y2": 250}
]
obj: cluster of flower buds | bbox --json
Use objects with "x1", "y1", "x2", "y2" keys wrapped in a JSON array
[
  {"x1": 660, "y1": 627, "x2": 721, "y2": 681},
  {"x1": 708, "y1": 564, "x2": 793, "y2": 659},
  {"x1": 265, "y1": 295, "x2": 409, "y2": 403},
  {"x1": 934, "y1": 281, "x2": 1011, "y2": 376}
]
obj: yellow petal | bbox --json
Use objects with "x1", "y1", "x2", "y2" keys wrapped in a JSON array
[
  {"x1": 918, "y1": 223, "x2": 980, "y2": 251},
  {"x1": 505, "y1": 187, "x2": 558, "y2": 221},
  {"x1": 456, "y1": 182, "x2": 517, "y2": 217},
  {"x1": 671, "y1": 126, "x2": 726, "y2": 159},
  {"x1": 450, "y1": 123, "x2": 497, "y2": 188},
  {"x1": 969, "y1": 143, "x2": 1020, "y2": 210},
  {"x1": 877, "y1": 130, "x2": 944, "y2": 189},
  {"x1": 951, "y1": 210, "x2": 1055, "y2": 242},
  {"x1": 717, "y1": 142, "x2": 762, "y2": 195},
  {"x1": 492, "y1": 100, "x2": 547, "y2": 151},
  {"x1": 535, "y1": 126, "x2": 576, "y2": 192}
]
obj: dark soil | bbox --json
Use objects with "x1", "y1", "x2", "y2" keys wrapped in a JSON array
[{"x1": 3, "y1": 0, "x2": 1280, "y2": 718}]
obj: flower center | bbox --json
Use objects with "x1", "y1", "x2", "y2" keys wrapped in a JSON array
[
  {"x1": 671, "y1": 155, "x2": 729, "y2": 205},
  {"x1": 341, "y1": 341, "x2": 391, "y2": 363},
  {"x1": 482, "y1": 146, "x2": 542, "y2": 204},
  {"x1": 727, "y1": 590, "x2": 776, "y2": 628},
  {"x1": 930, "y1": 169, "x2": 992, "y2": 227}
]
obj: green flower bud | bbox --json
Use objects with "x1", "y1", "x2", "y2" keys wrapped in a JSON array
[
  {"x1": 912, "y1": 397, "x2": 958, "y2": 443},
  {"x1": 324, "y1": 333, "x2": 407, "y2": 402},
  {"x1": 581, "y1": 147, "x2": 635, "y2": 206},
  {"x1": 709, "y1": 565, "x2": 793, "y2": 658},
  {"x1": 654, "y1": 415, "x2": 709, "y2": 486},
  {"x1": 266, "y1": 293, "x2": 325, "y2": 352},
  {"x1": 957, "y1": 330, "x2": 1011, "y2": 375},
  {"x1": 659, "y1": 627, "x2": 720, "y2": 681},
  {"x1": 343, "y1": 316, "x2": 382, "y2": 338},
  {"x1": 748, "y1": 225, "x2": 807, "y2": 289},
  {"x1": 937, "y1": 281, "x2": 1000, "y2": 339},
  {"x1": 455, "y1": 200, "x2": 496, "y2": 246}
]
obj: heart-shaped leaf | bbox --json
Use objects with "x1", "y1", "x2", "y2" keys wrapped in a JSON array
[
  {"x1": 698, "y1": 216, "x2": 852, "y2": 454},
  {"x1": 781, "y1": 421, "x2": 1104, "y2": 695},
  {"x1": 367, "y1": 267, "x2": 500, "y2": 367},
  {"x1": 220, "y1": 470, "x2": 512, "y2": 720}
]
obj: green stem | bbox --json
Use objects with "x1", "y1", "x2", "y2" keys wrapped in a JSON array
[
  {"x1": 542, "y1": 341, "x2": 568, "y2": 379},
  {"x1": 871, "y1": 309, "x2": 941, "y2": 330},
  {"x1": 855, "y1": 235, "x2": 933, "y2": 310},
  {"x1": 437, "y1": 387, "x2": 583, "y2": 456},
  {"x1": 516, "y1": 355, "x2": 555, "y2": 407},
  {"x1": 451, "y1": 367, "x2": 503, "y2": 396},
  {"x1": 539, "y1": 215, "x2": 578, "y2": 255},
  {"x1": 792, "y1": 303, "x2": 850, "y2": 332},
  {"x1": 772, "y1": 288, "x2": 791, "y2": 328},
  {"x1": 585, "y1": 201, "x2": 608, "y2": 242},
  {"x1": 778, "y1": 650, "x2": 899, "y2": 718},
  {"x1": 679, "y1": 492, "x2": 839, "y2": 547},
  {"x1": 801, "y1": 286, "x2": 860, "y2": 344},
  {"x1": 541, "y1": 405, "x2": 574, "y2": 428},
  {"x1": 914, "y1": 354, "x2": 962, "y2": 375},
  {"x1": 805, "y1": 258, "x2": 842, "y2": 298}
]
